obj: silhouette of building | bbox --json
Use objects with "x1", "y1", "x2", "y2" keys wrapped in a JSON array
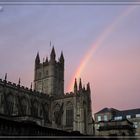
[{"x1": 0, "y1": 47, "x2": 94, "y2": 136}]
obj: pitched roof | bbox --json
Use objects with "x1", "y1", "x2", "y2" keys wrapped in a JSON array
[
  {"x1": 95, "y1": 108, "x2": 119, "y2": 114},
  {"x1": 95, "y1": 107, "x2": 140, "y2": 119},
  {"x1": 115, "y1": 108, "x2": 140, "y2": 117}
]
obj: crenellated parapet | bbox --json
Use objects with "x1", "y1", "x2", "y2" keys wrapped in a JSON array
[
  {"x1": 35, "y1": 47, "x2": 64, "y2": 70},
  {"x1": 65, "y1": 92, "x2": 75, "y2": 97},
  {"x1": 0, "y1": 77, "x2": 51, "y2": 99}
]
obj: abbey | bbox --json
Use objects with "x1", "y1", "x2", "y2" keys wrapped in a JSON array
[{"x1": 0, "y1": 47, "x2": 94, "y2": 135}]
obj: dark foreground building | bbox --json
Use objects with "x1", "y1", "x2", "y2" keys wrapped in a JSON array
[{"x1": 0, "y1": 113, "x2": 84, "y2": 136}]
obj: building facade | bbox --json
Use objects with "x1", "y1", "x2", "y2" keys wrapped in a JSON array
[
  {"x1": 94, "y1": 108, "x2": 140, "y2": 136},
  {"x1": 0, "y1": 47, "x2": 94, "y2": 135}
]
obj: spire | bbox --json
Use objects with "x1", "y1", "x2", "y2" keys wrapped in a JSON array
[
  {"x1": 4, "y1": 73, "x2": 7, "y2": 81},
  {"x1": 74, "y1": 78, "x2": 77, "y2": 93},
  {"x1": 79, "y1": 78, "x2": 82, "y2": 91},
  {"x1": 45, "y1": 56, "x2": 48, "y2": 63},
  {"x1": 30, "y1": 82, "x2": 32, "y2": 90},
  {"x1": 43, "y1": 58, "x2": 45, "y2": 63},
  {"x1": 35, "y1": 52, "x2": 40, "y2": 65},
  {"x1": 50, "y1": 46, "x2": 56, "y2": 61},
  {"x1": 87, "y1": 82, "x2": 91, "y2": 92},
  {"x1": 59, "y1": 51, "x2": 64, "y2": 63},
  {"x1": 18, "y1": 78, "x2": 20, "y2": 85}
]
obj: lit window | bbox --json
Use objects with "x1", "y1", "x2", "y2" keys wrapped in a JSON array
[
  {"x1": 133, "y1": 122, "x2": 138, "y2": 128},
  {"x1": 135, "y1": 133, "x2": 138, "y2": 136},
  {"x1": 114, "y1": 116, "x2": 122, "y2": 120},
  {"x1": 136, "y1": 114, "x2": 140, "y2": 118},
  {"x1": 126, "y1": 115, "x2": 131, "y2": 119},
  {"x1": 97, "y1": 124, "x2": 100, "y2": 129},
  {"x1": 97, "y1": 116, "x2": 101, "y2": 122},
  {"x1": 104, "y1": 115, "x2": 108, "y2": 121},
  {"x1": 134, "y1": 124, "x2": 138, "y2": 128},
  {"x1": 134, "y1": 122, "x2": 138, "y2": 125}
]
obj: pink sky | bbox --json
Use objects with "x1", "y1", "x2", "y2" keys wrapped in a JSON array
[{"x1": 0, "y1": 5, "x2": 140, "y2": 115}]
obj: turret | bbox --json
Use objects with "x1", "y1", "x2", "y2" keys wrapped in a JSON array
[
  {"x1": 74, "y1": 78, "x2": 77, "y2": 93},
  {"x1": 18, "y1": 78, "x2": 21, "y2": 86},
  {"x1": 45, "y1": 56, "x2": 48, "y2": 63},
  {"x1": 35, "y1": 52, "x2": 40, "y2": 67},
  {"x1": 59, "y1": 51, "x2": 64, "y2": 64},
  {"x1": 50, "y1": 47, "x2": 56, "y2": 62},
  {"x1": 4, "y1": 73, "x2": 7, "y2": 81},
  {"x1": 30, "y1": 82, "x2": 32, "y2": 90},
  {"x1": 79, "y1": 78, "x2": 82, "y2": 91},
  {"x1": 87, "y1": 82, "x2": 91, "y2": 92}
]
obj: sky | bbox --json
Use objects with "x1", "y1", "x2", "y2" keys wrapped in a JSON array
[{"x1": 0, "y1": 3, "x2": 140, "y2": 114}]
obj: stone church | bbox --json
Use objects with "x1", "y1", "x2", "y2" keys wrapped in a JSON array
[{"x1": 0, "y1": 47, "x2": 94, "y2": 135}]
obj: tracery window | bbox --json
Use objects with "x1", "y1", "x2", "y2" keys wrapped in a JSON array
[
  {"x1": 32, "y1": 100, "x2": 39, "y2": 117},
  {"x1": 53, "y1": 104, "x2": 61, "y2": 125},
  {"x1": 42, "y1": 103, "x2": 50, "y2": 123},
  {"x1": 21, "y1": 98, "x2": 28, "y2": 116},
  {"x1": 66, "y1": 102, "x2": 73, "y2": 127},
  {"x1": 7, "y1": 94, "x2": 14, "y2": 115}
]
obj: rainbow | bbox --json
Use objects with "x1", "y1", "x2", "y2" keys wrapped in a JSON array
[{"x1": 67, "y1": 6, "x2": 137, "y2": 92}]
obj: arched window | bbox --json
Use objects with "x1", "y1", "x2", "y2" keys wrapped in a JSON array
[
  {"x1": 31, "y1": 100, "x2": 39, "y2": 117},
  {"x1": 83, "y1": 101, "x2": 87, "y2": 133},
  {"x1": 53, "y1": 103, "x2": 61, "y2": 125},
  {"x1": 21, "y1": 97, "x2": 28, "y2": 116},
  {"x1": 7, "y1": 94, "x2": 14, "y2": 115},
  {"x1": 66, "y1": 101, "x2": 73, "y2": 127},
  {"x1": 42, "y1": 103, "x2": 50, "y2": 123}
]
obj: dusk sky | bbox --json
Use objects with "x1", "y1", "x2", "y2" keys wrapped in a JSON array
[{"x1": 0, "y1": 3, "x2": 140, "y2": 114}]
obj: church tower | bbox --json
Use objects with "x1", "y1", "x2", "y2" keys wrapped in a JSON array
[{"x1": 34, "y1": 47, "x2": 64, "y2": 96}]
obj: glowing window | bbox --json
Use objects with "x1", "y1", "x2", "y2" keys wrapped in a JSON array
[
  {"x1": 136, "y1": 114, "x2": 140, "y2": 118},
  {"x1": 126, "y1": 115, "x2": 131, "y2": 119},
  {"x1": 114, "y1": 116, "x2": 122, "y2": 120},
  {"x1": 104, "y1": 115, "x2": 108, "y2": 121},
  {"x1": 97, "y1": 116, "x2": 101, "y2": 121}
]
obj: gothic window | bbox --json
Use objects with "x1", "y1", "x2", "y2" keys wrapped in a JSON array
[
  {"x1": 42, "y1": 103, "x2": 50, "y2": 123},
  {"x1": 54, "y1": 110, "x2": 60, "y2": 124},
  {"x1": 21, "y1": 98, "x2": 28, "y2": 116},
  {"x1": 31, "y1": 100, "x2": 39, "y2": 117},
  {"x1": 66, "y1": 101, "x2": 73, "y2": 127},
  {"x1": 46, "y1": 70, "x2": 48, "y2": 76},
  {"x1": 53, "y1": 103, "x2": 61, "y2": 125},
  {"x1": 66, "y1": 109, "x2": 73, "y2": 127},
  {"x1": 7, "y1": 94, "x2": 14, "y2": 115},
  {"x1": 83, "y1": 102, "x2": 87, "y2": 133}
]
